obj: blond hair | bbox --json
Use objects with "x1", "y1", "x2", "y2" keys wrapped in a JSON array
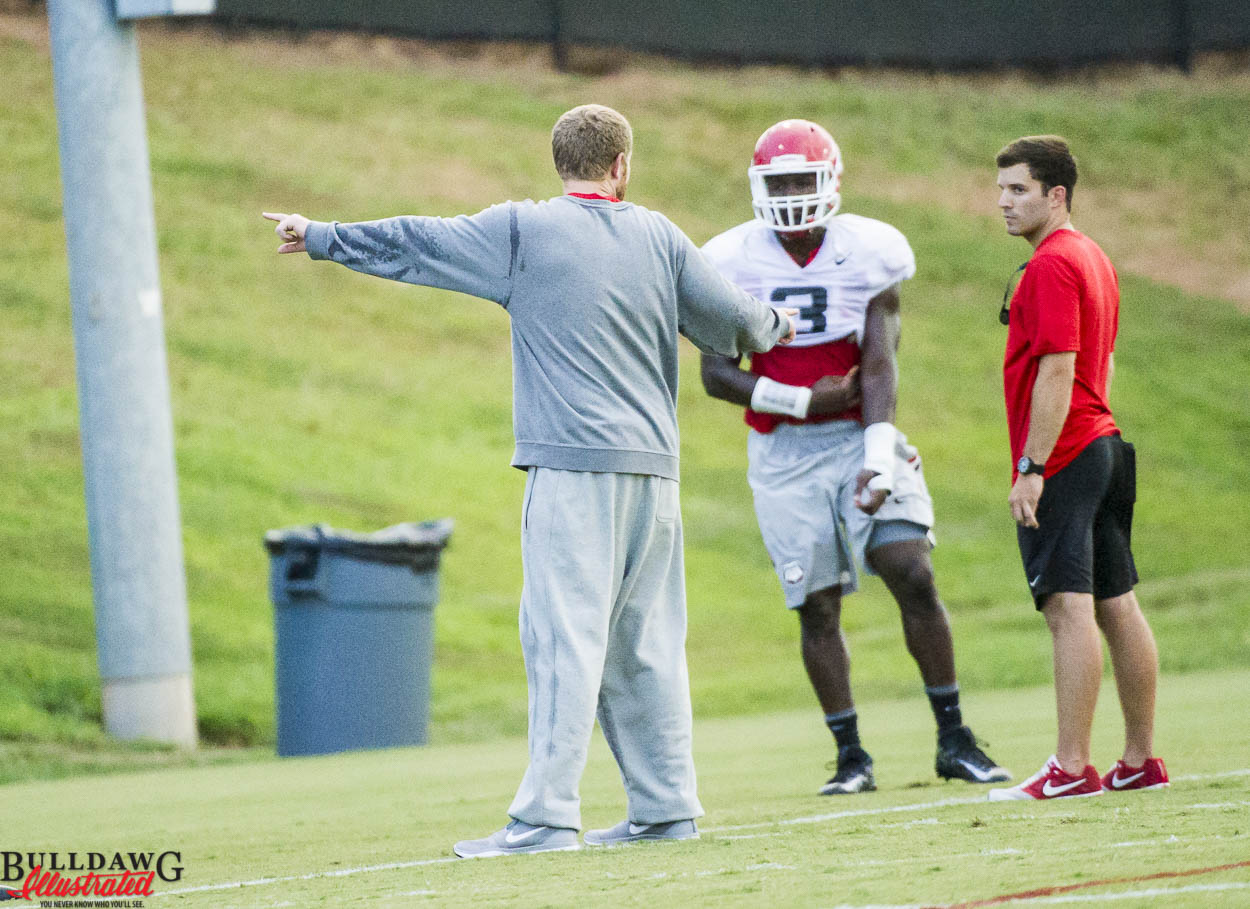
[{"x1": 551, "y1": 104, "x2": 633, "y2": 181}]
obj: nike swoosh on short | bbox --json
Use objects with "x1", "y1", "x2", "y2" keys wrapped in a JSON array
[
  {"x1": 1029, "y1": 575, "x2": 1043, "y2": 588},
  {"x1": 504, "y1": 827, "x2": 544, "y2": 845},
  {"x1": 1111, "y1": 770, "x2": 1146, "y2": 788},
  {"x1": 1041, "y1": 777, "x2": 1088, "y2": 797}
]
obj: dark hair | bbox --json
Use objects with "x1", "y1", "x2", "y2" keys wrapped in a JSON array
[{"x1": 996, "y1": 135, "x2": 1077, "y2": 211}]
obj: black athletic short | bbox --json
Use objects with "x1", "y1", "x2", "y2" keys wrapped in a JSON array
[{"x1": 1017, "y1": 433, "x2": 1139, "y2": 610}]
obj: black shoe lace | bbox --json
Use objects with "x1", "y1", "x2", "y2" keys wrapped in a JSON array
[
  {"x1": 825, "y1": 748, "x2": 871, "y2": 781},
  {"x1": 953, "y1": 734, "x2": 998, "y2": 767}
]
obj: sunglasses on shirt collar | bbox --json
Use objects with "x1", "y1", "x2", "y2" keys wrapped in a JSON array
[{"x1": 999, "y1": 262, "x2": 1029, "y2": 325}]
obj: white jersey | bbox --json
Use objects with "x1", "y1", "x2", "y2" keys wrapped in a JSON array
[{"x1": 701, "y1": 214, "x2": 915, "y2": 348}]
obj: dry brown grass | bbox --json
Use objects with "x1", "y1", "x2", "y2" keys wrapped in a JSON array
[
  {"x1": 6, "y1": 9, "x2": 1248, "y2": 309},
  {"x1": 858, "y1": 163, "x2": 1250, "y2": 310}
]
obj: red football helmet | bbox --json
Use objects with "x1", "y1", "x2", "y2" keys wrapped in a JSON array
[{"x1": 749, "y1": 119, "x2": 843, "y2": 232}]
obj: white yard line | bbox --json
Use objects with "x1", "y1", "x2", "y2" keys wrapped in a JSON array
[
  {"x1": 706, "y1": 766, "x2": 1250, "y2": 834},
  {"x1": 835, "y1": 846, "x2": 1026, "y2": 871},
  {"x1": 1174, "y1": 768, "x2": 1250, "y2": 782},
  {"x1": 703, "y1": 795, "x2": 984, "y2": 833},
  {"x1": 152, "y1": 767, "x2": 1249, "y2": 900},
  {"x1": 1109, "y1": 835, "x2": 1180, "y2": 848},
  {"x1": 159, "y1": 857, "x2": 459, "y2": 896}
]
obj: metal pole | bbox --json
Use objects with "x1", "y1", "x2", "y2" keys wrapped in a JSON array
[
  {"x1": 1171, "y1": 0, "x2": 1193, "y2": 73},
  {"x1": 550, "y1": 0, "x2": 567, "y2": 72},
  {"x1": 47, "y1": 0, "x2": 196, "y2": 747}
]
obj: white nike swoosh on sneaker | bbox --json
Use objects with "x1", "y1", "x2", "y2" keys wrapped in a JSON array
[
  {"x1": 628, "y1": 823, "x2": 651, "y2": 835},
  {"x1": 1110, "y1": 770, "x2": 1146, "y2": 789},
  {"x1": 1041, "y1": 777, "x2": 1089, "y2": 797},
  {"x1": 504, "y1": 826, "x2": 545, "y2": 845},
  {"x1": 958, "y1": 758, "x2": 998, "y2": 781}
]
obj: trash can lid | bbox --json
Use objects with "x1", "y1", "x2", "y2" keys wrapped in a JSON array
[{"x1": 264, "y1": 519, "x2": 453, "y2": 570}]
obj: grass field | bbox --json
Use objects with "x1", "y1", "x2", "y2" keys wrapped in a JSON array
[
  {"x1": 5, "y1": 669, "x2": 1249, "y2": 907},
  {"x1": 2, "y1": 11, "x2": 1249, "y2": 781}
]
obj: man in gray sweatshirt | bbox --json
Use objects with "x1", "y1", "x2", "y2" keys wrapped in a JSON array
[{"x1": 264, "y1": 104, "x2": 795, "y2": 858}]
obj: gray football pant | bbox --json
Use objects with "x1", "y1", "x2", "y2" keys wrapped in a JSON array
[{"x1": 507, "y1": 467, "x2": 704, "y2": 830}]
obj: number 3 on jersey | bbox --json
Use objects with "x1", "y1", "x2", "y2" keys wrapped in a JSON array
[{"x1": 771, "y1": 286, "x2": 828, "y2": 335}]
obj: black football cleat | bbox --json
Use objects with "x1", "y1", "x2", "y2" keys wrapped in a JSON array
[
  {"x1": 820, "y1": 744, "x2": 876, "y2": 795},
  {"x1": 936, "y1": 726, "x2": 1012, "y2": 783}
]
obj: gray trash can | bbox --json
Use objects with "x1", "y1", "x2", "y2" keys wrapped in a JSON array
[{"x1": 264, "y1": 519, "x2": 453, "y2": 757}]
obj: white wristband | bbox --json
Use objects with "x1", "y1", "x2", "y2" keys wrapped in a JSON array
[
  {"x1": 750, "y1": 376, "x2": 812, "y2": 419},
  {"x1": 863, "y1": 422, "x2": 897, "y2": 484}
]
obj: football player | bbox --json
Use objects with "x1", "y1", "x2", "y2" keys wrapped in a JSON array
[{"x1": 700, "y1": 119, "x2": 1010, "y2": 794}]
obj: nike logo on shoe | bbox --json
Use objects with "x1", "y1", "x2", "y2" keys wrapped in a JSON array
[
  {"x1": 1041, "y1": 777, "x2": 1090, "y2": 797},
  {"x1": 504, "y1": 826, "x2": 546, "y2": 845},
  {"x1": 628, "y1": 823, "x2": 651, "y2": 836},
  {"x1": 1110, "y1": 770, "x2": 1146, "y2": 789},
  {"x1": 988, "y1": 756, "x2": 1102, "y2": 801},
  {"x1": 958, "y1": 758, "x2": 998, "y2": 782}
]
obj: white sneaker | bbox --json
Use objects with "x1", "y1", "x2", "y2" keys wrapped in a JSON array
[
  {"x1": 583, "y1": 819, "x2": 699, "y2": 846},
  {"x1": 453, "y1": 820, "x2": 581, "y2": 858}
]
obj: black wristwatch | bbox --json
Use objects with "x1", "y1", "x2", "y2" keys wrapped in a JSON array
[{"x1": 1017, "y1": 456, "x2": 1046, "y2": 476}]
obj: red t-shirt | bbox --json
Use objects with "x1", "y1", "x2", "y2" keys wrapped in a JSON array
[{"x1": 1003, "y1": 229, "x2": 1119, "y2": 479}]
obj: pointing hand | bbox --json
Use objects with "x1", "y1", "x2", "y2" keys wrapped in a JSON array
[{"x1": 262, "y1": 211, "x2": 310, "y2": 254}]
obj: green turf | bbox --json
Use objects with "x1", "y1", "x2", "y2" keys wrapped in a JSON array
[
  {"x1": 4, "y1": 669, "x2": 1248, "y2": 907},
  {"x1": 2, "y1": 22, "x2": 1249, "y2": 775}
]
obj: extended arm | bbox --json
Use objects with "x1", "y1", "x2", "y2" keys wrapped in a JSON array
[
  {"x1": 676, "y1": 240, "x2": 796, "y2": 357},
  {"x1": 263, "y1": 206, "x2": 513, "y2": 304},
  {"x1": 854, "y1": 284, "x2": 902, "y2": 513},
  {"x1": 1106, "y1": 351, "x2": 1115, "y2": 401},
  {"x1": 1010, "y1": 351, "x2": 1076, "y2": 528}
]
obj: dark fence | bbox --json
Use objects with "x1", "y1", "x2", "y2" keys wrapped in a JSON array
[{"x1": 213, "y1": 0, "x2": 1250, "y2": 70}]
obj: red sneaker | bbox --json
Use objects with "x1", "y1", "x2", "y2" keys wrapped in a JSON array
[
  {"x1": 988, "y1": 755, "x2": 1103, "y2": 801},
  {"x1": 1101, "y1": 757, "x2": 1169, "y2": 792}
]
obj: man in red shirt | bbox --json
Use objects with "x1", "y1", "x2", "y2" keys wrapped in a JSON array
[{"x1": 988, "y1": 136, "x2": 1168, "y2": 801}]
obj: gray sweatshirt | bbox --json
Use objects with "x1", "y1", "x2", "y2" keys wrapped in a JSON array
[{"x1": 305, "y1": 195, "x2": 786, "y2": 480}]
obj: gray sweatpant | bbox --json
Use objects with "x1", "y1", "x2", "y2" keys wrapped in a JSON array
[{"x1": 507, "y1": 468, "x2": 703, "y2": 830}]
